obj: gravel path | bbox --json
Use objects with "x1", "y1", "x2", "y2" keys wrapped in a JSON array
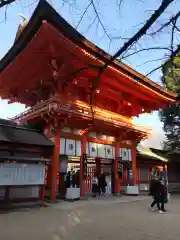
[{"x1": 0, "y1": 195, "x2": 179, "y2": 240}]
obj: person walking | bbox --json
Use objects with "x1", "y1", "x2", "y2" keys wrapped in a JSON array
[
  {"x1": 158, "y1": 179, "x2": 168, "y2": 213},
  {"x1": 149, "y1": 176, "x2": 161, "y2": 212},
  {"x1": 99, "y1": 173, "x2": 107, "y2": 196},
  {"x1": 92, "y1": 173, "x2": 98, "y2": 197},
  {"x1": 149, "y1": 176, "x2": 167, "y2": 213}
]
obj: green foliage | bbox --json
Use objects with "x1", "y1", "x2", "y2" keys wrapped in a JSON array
[
  {"x1": 22, "y1": 124, "x2": 38, "y2": 130},
  {"x1": 160, "y1": 54, "x2": 180, "y2": 151},
  {"x1": 21, "y1": 119, "x2": 45, "y2": 133},
  {"x1": 162, "y1": 54, "x2": 180, "y2": 93}
]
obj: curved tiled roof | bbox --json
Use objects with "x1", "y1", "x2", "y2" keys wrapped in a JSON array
[
  {"x1": 0, "y1": 0, "x2": 177, "y2": 102},
  {"x1": 0, "y1": 118, "x2": 53, "y2": 147}
]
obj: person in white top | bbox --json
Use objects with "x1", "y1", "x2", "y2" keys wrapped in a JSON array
[{"x1": 92, "y1": 173, "x2": 98, "y2": 197}]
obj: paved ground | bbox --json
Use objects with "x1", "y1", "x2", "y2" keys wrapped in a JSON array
[{"x1": 0, "y1": 195, "x2": 180, "y2": 240}]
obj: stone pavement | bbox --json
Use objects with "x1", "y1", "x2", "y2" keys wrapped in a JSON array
[{"x1": 0, "y1": 195, "x2": 180, "y2": 240}]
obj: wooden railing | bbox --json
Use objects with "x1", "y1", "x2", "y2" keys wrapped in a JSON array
[{"x1": 11, "y1": 97, "x2": 151, "y2": 135}]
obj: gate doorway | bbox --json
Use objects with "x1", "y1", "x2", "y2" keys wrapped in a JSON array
[{"x1": 84, "y1": 166, "x2": 96, "y2": 194}]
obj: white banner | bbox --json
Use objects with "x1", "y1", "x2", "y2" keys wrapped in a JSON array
[
  {"x1": 119, "y1": 148, "x2": 132, "y2": 161},
  {"x1": 0, "y1": 163, "x2": 45, "y2": 186}
]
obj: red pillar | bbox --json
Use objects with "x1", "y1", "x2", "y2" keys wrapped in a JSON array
[
  {"x1": 114, "y1": 142, "x2": 120, "y2": 194},
  {"x1": 80, "y1": 135, "x2": 86, "y2": 197},
  {"x1": 50, "y1": 127, "x2": 60, "y2": 200},
  {"x1": 132, "y1": 144, "x2": 137, "y2": 186}
]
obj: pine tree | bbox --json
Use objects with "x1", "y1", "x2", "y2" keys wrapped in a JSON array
[{"x1": 160, "y1": 54, "x2": 180, "y2": 151}]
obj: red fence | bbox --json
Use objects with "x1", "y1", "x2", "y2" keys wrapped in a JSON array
[{"x1": 84, "y1": 166, "x2": 96, "y2": 193}]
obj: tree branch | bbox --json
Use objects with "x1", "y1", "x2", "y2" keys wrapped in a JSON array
[
  {"x1": 150, "y1": 11, "x2": 180, "y2": 36},
  {"x1": 0, "y1": 0, "x2": 14, "y2": 8},
  {"x1": 111, "y1": 0, "x2": 174, "y2": 61},
  {"x1": 90, "y1": 0, "x2": 112, "y2": 41},
  {"x1": 76, "y1": 1, "x2": 92, "y2": 29},
  {"x1": 136, "y1": 57, "x2": 167, "y2": 68},
  {"x1": 122, "y1": 47, "x2": 172, "y2": 60},
  {"x1": 89, "y1": 0, "x2": 175, "y2": 106},
  {"x1": 146, "y1": 64, "x2": 164, "y2": 76},
  {"x1": 84, "y1": 16, "x2": 98, "y2": 35}
]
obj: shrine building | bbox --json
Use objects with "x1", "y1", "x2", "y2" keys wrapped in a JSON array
[{"x1": 0, "y1": 0, "x2": 178, "y2": 200}]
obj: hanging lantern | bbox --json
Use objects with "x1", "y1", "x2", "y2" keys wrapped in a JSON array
[{"x1": 51, "y1": 128, "x2": 56, "y2": 135}]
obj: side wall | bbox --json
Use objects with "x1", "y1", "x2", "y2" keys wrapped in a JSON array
[{"x1": 135, "y1": 161, "x2": 180, "y2": 193}]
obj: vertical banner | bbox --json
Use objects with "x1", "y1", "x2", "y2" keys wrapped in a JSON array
[
  {"x1": 83, "y1": 153, "x2": 88, "y2": 179},
  {"x1": 118, "y1": 161, "x2": 123, "y2": 179}
]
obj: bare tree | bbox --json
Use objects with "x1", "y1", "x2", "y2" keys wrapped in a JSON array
[
  {"x1": 1, "y1": 0, "x2": 180, "y2": 99},
  {"x1": 0, "y1": 0, "x2": 179, "y2": 72}
]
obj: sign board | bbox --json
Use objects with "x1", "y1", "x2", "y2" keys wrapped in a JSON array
[{"x1": 0, "y1": 163, "x2": 45, "y2": 186}]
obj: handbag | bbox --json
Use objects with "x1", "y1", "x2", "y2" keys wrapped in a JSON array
[
  {"x1": 164, "y1": 193, "x2": 171, "y2": 203},
  {"x1": 164, "y1": 196, "x2": 168, "y2": 203}
]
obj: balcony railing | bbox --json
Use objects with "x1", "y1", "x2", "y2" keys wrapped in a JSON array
[{"x1": 11, "y1": 97, "x2": 151, "y2": 135}]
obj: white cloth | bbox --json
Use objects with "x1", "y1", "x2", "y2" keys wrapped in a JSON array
[{"x1": 92, "y1": 177, "x2": 98, "y2": 185}]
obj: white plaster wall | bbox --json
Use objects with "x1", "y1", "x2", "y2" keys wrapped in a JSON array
[
  {"x1": 119, "y1": 148, "x2": 132, "y2": 161},
  {"x1": 97, "y1": 144, "x2": 106, "y2": 158},
  {"x1": 60, "y1": 138, "x2": 65, "y2": 155}
]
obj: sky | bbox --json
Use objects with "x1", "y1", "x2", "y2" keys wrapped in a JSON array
[{"x1": 0, "y1": 0, "x2": 179, "y2": 149}]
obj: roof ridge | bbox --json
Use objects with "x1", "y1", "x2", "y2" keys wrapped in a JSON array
[{"x1": 0, "y1": 123, "x2": 39, "y2": 132}]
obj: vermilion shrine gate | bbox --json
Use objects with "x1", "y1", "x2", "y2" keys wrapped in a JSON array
[{"x1": 0, "y1": 0, "x2": 177, "y2": 200}]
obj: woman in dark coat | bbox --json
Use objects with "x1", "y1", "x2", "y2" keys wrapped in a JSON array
[
  {"x1": 149, "y1": 177, "x2": 161, "y2": 211},
  {"x1": 158, "y1": 180, "x2": 167, "y2": 213},
  {"x1": 149, "y1": 177, "x2": 167, "y2": 213}
]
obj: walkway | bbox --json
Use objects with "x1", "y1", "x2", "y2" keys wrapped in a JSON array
[{"x1": 0, "y1": 195, "x2": 179, "y2": 240}]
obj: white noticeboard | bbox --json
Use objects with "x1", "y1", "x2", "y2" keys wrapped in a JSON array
[{"x1": 0, "y1": 163, "x2": 46, "y2": 186}]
